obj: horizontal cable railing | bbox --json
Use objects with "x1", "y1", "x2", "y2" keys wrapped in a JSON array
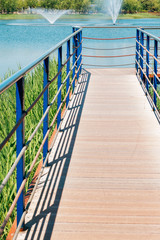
[
  {"x1": 136, "y1": 27, "x2": 160, "y2": 118},
  {"x1": 0, "y1": 27, "x2": 82, "y2": 239},
  {"x1": 83, "y1": 53, "x2": 135, "y2": 58},
  {"x1": 82, "y1": 26, "x2": 136, "y2": 68},
  {"x1": 83, "y1": 45, "x2": 135, "y2": 51},
  {"x1": 83, "y1": 36, "x2": 136, "y2": 40}
]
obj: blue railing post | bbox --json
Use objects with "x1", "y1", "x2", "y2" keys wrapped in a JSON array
[
  {"x1": 77, "y1": 30, "x2": 82, "y2": 80},
  {"x1": 72, "y1": 27, "x2": 76, "y2": 91},
  {"x1": 136, "y1": 29, "x2": 140, "y2": 73},
  {"x1": 66, "y1": 40, "x2": 70, "y2": 108},
  {"x1": 43, "y1": 57, "x2": 49, "y2": 163},
  {"x1": 80, "y1": 30, "x2": 82, "y2": 74},
  {"x1": 57, "y1": 46, "x2": 62, "y2": 128},
  {"x1": 154, "y1": 40, "x2": 158, "y2": 106},
  {"x1": 77, "y1": 31, "x2": 80, "y2": 81},
  {"x1": 146, "y1": 35, "x2": 150, "y2": 92},
  {"x1": 16, "y1": 77, "x2": 25, "y2": 229},
  {"x1": 140, "y1": 31, "x2": 144, "y2": 81}
]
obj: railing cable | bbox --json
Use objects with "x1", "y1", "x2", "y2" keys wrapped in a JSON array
[
  {"x1": 83, "y1": 63, "x2": 134, "y2": 67},
  {"x1": 0, "y1": 41, "x2": 82, "y2": 152},
  {"x1": 82, "y1": 36, "x2": 136, "y2": 40},
  {"x1": 136, "y1": 50, "x2": 160, "y2": 83},
  {"x1": 1, "y1": 60, "x2": 83, "y2": 240},
  {"x1": 83, "y1": 54, "x2": 135, "y2": 58},
  {"x1": 0, "y1": 53, "x2": 82, "y2": 196},
  {"x1": 136, "y1": 40, "x2": 160, "y2": 65},
  {"x1": 136, "y1": 60, "x2": 160, "y2": 101},
  {"x1": 83, "y1": 45, "x2": 135, "y2": 51}
]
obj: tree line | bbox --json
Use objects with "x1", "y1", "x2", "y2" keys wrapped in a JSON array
[
  {"x1": 0, "y1": 0, "x2": 160, "y2": 14},
  {"x1": 0, "y1": 0, "x2": 91, "y2": 14},
  {"x1": 122, "y1": 0, "x2": 160, "y2": 13}
]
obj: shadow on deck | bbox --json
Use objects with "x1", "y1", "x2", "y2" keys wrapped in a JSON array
[
  {"x1": 19, "y1": 69, "x2": 91, "y2": 239},
  {"x1": 17, "y1": 68, "x2": 160, "y2": 240}
]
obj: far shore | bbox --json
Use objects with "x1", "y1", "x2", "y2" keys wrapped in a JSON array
[{"x1": 0, "y1": 12, "x2": 160, "y2": 20}]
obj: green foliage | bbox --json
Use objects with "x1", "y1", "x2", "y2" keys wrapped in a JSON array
[
  {"x1": 26, "y1": 0, "x2": 38, "y2": 8},
  {"x1": 122, "y1": 0, "x2": 141, "y2": 13},
  {"x1": 0, "y1": 0, "x2": 18, "y2": 13},
  {"x1": 0, "y1": 58, "x2": 68, "y2": 239},
  {"x1": 73, "y1": 0, "x2": 91, "y2": 13},
  {"x1": 40, "y1": 0, "x2": 57, "y2": 9},
  {"x1": 1, "y1": 0, "x2": 160, "y2": 14},
  {"x1": 140, "y1": 0, "x2": 160, "y2": 11},
  {"x1": 122, "y1": 0, "x2": 160, "y2": 13},
  {"x1": 0, "y1": 0, "x2": 92, "y2": 14}
]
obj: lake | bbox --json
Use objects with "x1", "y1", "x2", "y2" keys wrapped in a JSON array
[{"x1": 0, "y1": 17, "x2": 160, "y2": 80}]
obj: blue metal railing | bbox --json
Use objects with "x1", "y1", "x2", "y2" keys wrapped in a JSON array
[
  {"x1": 82, "y1": 26, "x2": 136, "y2": 68},
  {"x1": 0, "y1": 27, "x2": 82, "y2": 238},
  {"x1": 2, "y1": 24, "x2": 160, "y2": 239},
  {"x1": 136, "y1": 28, "x2": 160, "y2": 116}
]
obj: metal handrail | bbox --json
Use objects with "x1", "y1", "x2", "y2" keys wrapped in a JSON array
[
  {"x1": 0, "y1": 27, "x2": 82, "y2": 238},
  {"x1": 0, "y1": 41, "x2": 82, "y2": 151},
  {"x1": 136, "y1": 27, "x2": 160, "y2": 116},
  {"x1": 0, "y1": 52, "x2": 82, "y2": 195},
  {"x1": 83, "y1": 53, "x2": 135, "y2": 58},
  {"x1": 82, "y1": 26, "x2": 138, "y2": 28},
  {"x1": 136, "y1": 59, "x2": 160, "y2": 100},
  {"x1": 136, "y1": 50, "x2": 160, "y2": 82},
  {"x1": 136, "y1": 40, "x2": 160, "y2": 63},
  {"x1": 82, "y1": 26, "x2": 136, "y2": 68},
  {"x1": 83, "y1": 45, "x2": 135, "y2": 51},
  {"x1": 137, "y1": 28, "x2": 160, "y2": 43},
  {"x1": 0, "y1": 28, "x2": 82, "y2": 94}
]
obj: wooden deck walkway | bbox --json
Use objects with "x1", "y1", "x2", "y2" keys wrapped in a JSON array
[{"x1": 17, "y1": 68, "x2": 160, "y2": 240}]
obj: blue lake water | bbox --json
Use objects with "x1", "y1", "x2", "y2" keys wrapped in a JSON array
[{"x1": 0, "y1": 17, "x2": 160, "y2": 80}]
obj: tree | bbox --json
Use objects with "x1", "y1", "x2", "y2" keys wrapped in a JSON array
[
  {"x1": 0, "y1": 0, "x2": 18, "y2": 13},
  {"x1": 16, "y1": 0, "x2": 27, "y2": 11},
  {"x1": 0, "y1": 0, "x2": 5, "y2": 13},
  {"x1": 40, "y1": 0, "x2": 56, "y2": 8},
  {"x1": 140, "y1": 0, "x2": 160, "y2": 11},
  {"x1": 26, "y1": 0, "x2": 38, "y2": 8},
  {"x1": 56, "y1": 0, "x2": 72, "y2": 10},
  {"x1": 73, "y1": 0, "x2": 91, "y2": 13},
  {"x1": 122, "y1": 0, "x2": 141, "y2": 13}
]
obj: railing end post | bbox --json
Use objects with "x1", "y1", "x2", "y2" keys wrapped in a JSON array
[
  {"x1": 16, "y1": 77, "x2": 25, "y2": 229},
  {"x1": 57, "y1": 47, "x2": 62, "y2": 129},
  {"x1": 43, "y1": 57, "x2": 49, "y2": 164}
]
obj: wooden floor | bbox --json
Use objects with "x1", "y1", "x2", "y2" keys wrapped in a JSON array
[{"x1": 17, "y1": 68, "x2": 160, "y2": 240}]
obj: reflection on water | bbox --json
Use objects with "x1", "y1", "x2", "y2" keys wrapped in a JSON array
[{"x1": 0, "y1": 18, "x2": 160, "y2": 80}]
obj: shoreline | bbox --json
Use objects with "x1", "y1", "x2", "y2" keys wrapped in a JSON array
[{"x1": 0, "y1": 12, "x2": 160, "y2": 20}]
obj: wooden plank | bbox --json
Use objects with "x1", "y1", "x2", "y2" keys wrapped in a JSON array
[{"x1": 17, "y1": 68, "x2": 160, "y2": 240}]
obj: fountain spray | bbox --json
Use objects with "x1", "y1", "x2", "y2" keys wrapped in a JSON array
[{"x1": 104, "y1": 0, "x2": 123, "y2": 24}]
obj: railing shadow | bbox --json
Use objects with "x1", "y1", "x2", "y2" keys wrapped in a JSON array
[{"x1": 23, "y1": 69, "x2": 91, "y2": 239}]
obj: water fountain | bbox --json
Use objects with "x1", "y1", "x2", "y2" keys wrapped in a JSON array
[
  {"x1": 33, "y1": 8, "x2": 69, "y2": 24},
  {"x1": 104, "y1": 0, "x2": 123, "y2": 24}
]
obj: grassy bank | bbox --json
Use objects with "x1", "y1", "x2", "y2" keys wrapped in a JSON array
[
  {"x1": 0, "y1": 12, "x2": 160, "y2": 20},
  {"x1": 0, "y1": 59, "x2": 68, "y2": 239},
  {"x1": 62, "y1": 12, "x2": 160, "y2": 19},
  {"x1": 0, "y1": 13, "x2": 42, "y2": 20},
  {"x1": 119, "y1": 12, "x2": 160, "y2": 19}
]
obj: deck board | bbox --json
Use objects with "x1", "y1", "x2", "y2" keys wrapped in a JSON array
[{"x1": 17, "y1": 68, "x2": 160, "y2": 240}]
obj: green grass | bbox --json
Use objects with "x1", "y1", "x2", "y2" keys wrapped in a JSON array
[
  {"x1": 0, "y1": 12, "x2": 160, "y2": 20},
  {"x1": 0, "y1": 13, "x2": 42, "y2": 20},
  {"x1": 62, "y1": 12, "x2": 160, "y2": 19},
  {"x1": 149, "y1": 83, "x2": 160, "y2": 110},
  {"x1": 0, "y1": 58, "x2": 68, "y2": 239},
  {"x1": 119, "y1": 12, "x2": 160, "y2": 19}
]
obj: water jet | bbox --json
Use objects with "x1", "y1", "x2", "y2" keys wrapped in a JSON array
[
  {"x1": 33, "y1": 8, "x2": 69, "y2": 24},
  {"x1": 104, "y1": 0, "x2": 123, "y2": 24}
]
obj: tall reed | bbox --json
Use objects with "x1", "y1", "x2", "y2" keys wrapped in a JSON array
[{"x1": 0, "y1": 58, "x2": 67, "y2": 239}]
